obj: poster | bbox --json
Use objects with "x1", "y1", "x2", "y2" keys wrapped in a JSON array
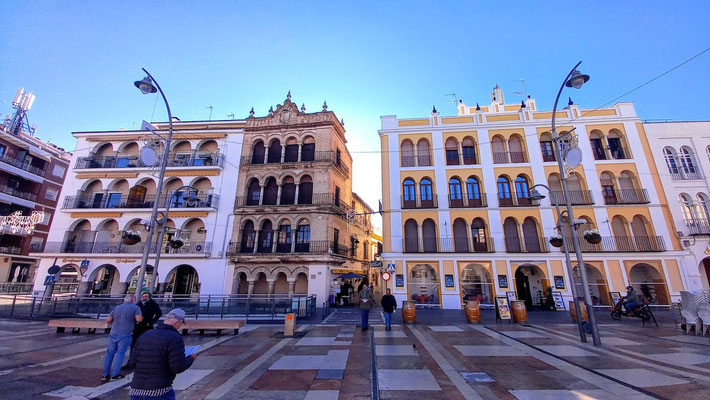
[
  {"x1": 506, "y1": 291, "x2": 517, "y2": 303},
  {"x1": 554, "y1": 275, "x2": 565, "y2": 289},
  {"x1": 395, "y1": 274, "x2": 404, "y2": 287},
  {"x1": 609, "y1": 291, "x2": 622, "y2": 305},
  {"x1": 445, "y1": 274, "x2": 454, "y2": 287},
  {"x1": 498, "y1": 275, "x2": 508, "y2": 288},
  {"x1": 496, "y1": 297, "x2": 511, "y2": 320},
  {"x1": 552, "y1": 291, "x2": 565, "y2": 310}
]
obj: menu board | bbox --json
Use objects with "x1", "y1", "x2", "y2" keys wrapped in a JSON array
[
  {"x1": 496, "y1": 297, "x2": 512, "y2": 320},
  {"x1": 552, "y1": 291, "x2": 565, "y2": 310}
]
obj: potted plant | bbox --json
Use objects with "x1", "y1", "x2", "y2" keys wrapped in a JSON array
[
  {"x1": 584, "y1": 229, "x2": 602, "y2": 244},
  {"x1": 122, "y1": 230, "x2": 141, "y2": 245},
  {"x1": 169, "y1": 238, "x2": 184, "y2": 249},
  {"x1": 549, "y1": 234, "x2": 564, "y2": 248}
]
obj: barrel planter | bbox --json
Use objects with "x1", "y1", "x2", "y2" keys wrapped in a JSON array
[
  {"x1": 511, "y1": 300, "x2": 528, "y2": 323},
  {"x1": 569, "y1": 301, "x2": 589, "y2": 322},
  {"x1": 402, "y1": 300, "x2": 416, "y2": 324},
  {"x1": 464, "y1": 300, "x2": 481, "y2": 324}
]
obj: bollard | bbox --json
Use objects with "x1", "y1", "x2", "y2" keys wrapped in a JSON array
[{"x1": 284, "y1": 313, "x2": 295, "y2": 336}]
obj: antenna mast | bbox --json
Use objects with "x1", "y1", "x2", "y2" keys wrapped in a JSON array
[
  {"x1": 206, "y1": 105, "x2": 213, "y2": 121},
  {"x1": 4, "y1": 88, "x2": 36, "y2": 136}
]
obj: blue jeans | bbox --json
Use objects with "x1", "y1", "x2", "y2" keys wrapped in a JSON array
[
  {"x1": 103, "y1": 333, "x2": 131, "y2": 377},
  {"x1": 624, "y1": 301, "x2": 640, "y2": 313},
  {"x1": 130, "y1": 389, "x2": 176, "y2": 400},
  {"x1": 361, "y1": 308, "x2": 370, "y2": 328},
  {"x1": 384, "y1": 311, "x2": 392, "y2": 328}
]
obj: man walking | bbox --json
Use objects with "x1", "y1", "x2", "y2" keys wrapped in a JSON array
[
  {"x1": 102, "y1": 294, "x2": 142, "y2": 382},
  {"x1": 132, "y1": 291, "x2": 162, "y2": 350},
  {"x1": 127, "y1": 309, "x2": 197, "y2": 400},
  {"x1": 359, "y1": 283, "x2": 374, "y2": 331},
  {"x1": 381, "y1": 288, "x2": 397, "y2": 330}
]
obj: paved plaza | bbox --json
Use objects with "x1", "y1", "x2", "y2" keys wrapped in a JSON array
[{"x1": 1, "y1": 309, "x2": 710, "y2": 399}]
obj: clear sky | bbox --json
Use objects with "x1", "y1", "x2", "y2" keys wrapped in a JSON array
[{"x1": 2, "y1": 1, "x2": 710, "y2": 230}]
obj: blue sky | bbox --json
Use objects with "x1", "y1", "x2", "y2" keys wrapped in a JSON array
[{"x1": 2, "y1": 1, "x2": 709, "y2": 226}]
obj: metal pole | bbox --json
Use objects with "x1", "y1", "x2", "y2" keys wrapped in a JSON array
[
  {"x1": 135, "y1": 68, "x2": 173, "y2": 301},
  {"x1": 551, "y1": 61, "x2": 601, "y2": 346}
]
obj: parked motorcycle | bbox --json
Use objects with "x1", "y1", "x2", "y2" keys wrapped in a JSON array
[{"x1": 610, "y1": 298, "x2": 658, "y2": 327}]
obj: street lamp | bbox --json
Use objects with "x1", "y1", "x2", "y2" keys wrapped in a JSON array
[
  {"x1": 132, "y1": 68, "x2": 174, "y2": 300},
  {"x1": 528, "y1": 184, "x2": 588, "y2": 342},
  {"x1": 551, "y1": 61, "x2": 601, "y2": 346}
]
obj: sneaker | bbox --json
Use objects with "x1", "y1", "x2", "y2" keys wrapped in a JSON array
[
  {"x1": 111, "y1": 374, "x2": 125, "y2": 380},
  {"x1": 101, "y1": 376, "x2": 110, "y2": 383}
]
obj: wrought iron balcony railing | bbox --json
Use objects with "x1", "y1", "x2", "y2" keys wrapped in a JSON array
[
  {"x1": 227, "y1": 240, "x2": 348, "y2": 257},
  {"x1": 493, "y1": 151, "x2": 527, "y2": 164},
  {"x1": 602, "y1": 189, "x2": 650, "y2": 205},
  {"x1": 448, "y1": 193, "x2": 487, "y2": 208},
  {"x1": 670, "y1": 170, "x2": 703, "y2": 180},
  {"x1": 0, "y1": 185, "x2": 38, "y2": 202},
  {"x1": 63, "y1": 193, "x2": 218, "y2": 210},
  {"x1": 402, "y1": 237, "x2": 494, "y2": 253},
  {"x1": 401, "y1": 194, "x2": 438, "y2": 209},
  {"x1": 559, "y1": 236, "x2": 665, "y2": 252},
  {"x1": 504, "y1": 237, "x2": 549, "y2": 253},
  {"x1": 497, "y1": 191, "x2": 535, "y2": 207},
  {"x1": 550, "y1": 190, "x2": 594, "y2": 205},
  {"x1": 40, "y1": 241, "x2": 211, "y2": 255},
  {"x1": 75, "y1": 152, "x2": 224, "y2": 169},
  {"x1": 685, "y1": 219, "x2": 710, "y2": 235},
  {"x1": 0, "y1": 153, "x2": 46, "y2": 177}
]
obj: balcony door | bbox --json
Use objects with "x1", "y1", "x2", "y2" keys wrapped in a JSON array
[{"x1": 126, "y1": 186, "x2": 147, "y2": 208}]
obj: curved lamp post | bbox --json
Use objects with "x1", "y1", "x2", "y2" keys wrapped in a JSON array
[
  {"x1": 550, "y1": 61, "x2": 601, "y2": 346},
  {"x1": 528, "y1": 184, "x2": 588, "y2": 342},
  {"x1": 133, "y1": 69, "x2": 174, "y2": 299}
]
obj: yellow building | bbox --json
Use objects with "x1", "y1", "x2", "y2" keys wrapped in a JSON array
[{"x1": 379, "y1": 89, "x2": 685, "y2": 309}]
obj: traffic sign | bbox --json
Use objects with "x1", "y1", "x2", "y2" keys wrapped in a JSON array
[
  {"x1": 382, "y1": 272, "x2": 391, "y2": 281},
  {"x1": 80, "y1": 259, "x2": 90, "y2": 277},
  {"x1": 386, "y1": 263, "x2": 396, "y2": 273},
  {"x1": 43, "y1": 275, "x2": 56, "y2": 286},
  {"x1": 370, "y1": 260, "x2": 382, "y2": 268},
  {"x1": 47, "y1": 265, "x2": 60, "y2": 275}
]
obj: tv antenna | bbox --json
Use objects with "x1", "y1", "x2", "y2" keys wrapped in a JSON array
[
  {"x1": 444, "y1": 93, "x2": 458, "y2": 104},
  {"x1": 226, "y1": 113, "x2": 235, "y2": 120},
  {"x1": 206, "y1": 105, "x2": 213, "y2": 120},
  {"x1": 512, "y1": 79, "x2": 527, "y2": 99}
]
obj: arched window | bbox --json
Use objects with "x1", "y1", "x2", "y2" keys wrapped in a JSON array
[
  {"x1": 420, "y1": 178, "x2": 434, "y2": 207},
  {"x1": 448, "y1": 178, "x2": 463, "y2": 207},
  {"x1": 295, "y1": 221, "x2": 311, "y2": 252},
  {"x1": 522, "y1": 217, "x2": 541, "y2": 252},
  {"x1": 462, "y1": 137, "x2": 477, "y2": 164},
  {"x1": 267, "y1": 139, "x2": 281, "y2": 163},
  {"x1": 258, "y1": 220, "x2": 274, "y2": 253},
  {"x1": 540, "y1": 133, "x2": 555, "y2": 162},
  {"x1": 246, "y1": 179, "x2": 261, "y2": 206},
  {"x1": 402, "y1": 179, "x2": 416, "y2": 208},
  {"x1": 445, "y1": 138, "x2": 459, "y2": 165},
  {"x1": 471, "y1": 218, "x2": 488, "y2": 252},
  {"x1": 298, "y1": 176, "x2": 313, "y2": 204},
  {"x1": 404, "y1": 219, "x2": 419, "y2": 252},
  {"x1": 629, "y1": 264, "x2": 669, "y2": 305},
  {"x1": 679, "y1": 194, "x2": 695, "y2": 222},
  {"x1": 280, "y1": 177, "x2": 296, "y2": 205},
  {"x1": 262, "y1": 177, "x2": 278, "y2": 205},
  {"x1": 611, "y1": 215, "x2": 631, "y2": 251},
  {"x1": 664, "y1": 147, "x2": 679, "y2": 176},
  {"x1": 466, "y1": 176, "x2": 482, "y2": 206},
  {"x1": 698, "y1": 193, "x2": 710, "y2": 221},
  {"x1": 548, "y1": 174, "x2": 562, "y2": 205},
  {"x1": 492, "y1": 136, "x2": 506, "y2": 163},
  {"x1": 240, "y1": 220, "x2": 255, "y2": 252},
  {"x1": 276, "y1": 221, "x2": 292, "y2": 252},
  {"x1": 251, "y1": 140, "x2": 265, "y2": 164},
  {"x1": 453, "y1": 218, "x2": 469, "y2": 252},
  {"x1": 503, "y1": 218, "x2": 521, "y2": 252},
  {"x1": 401, "y1": 140, "x2": 415, "y2": 167},
  {"x1": 497, "y1": 176, "x2": 512, "y2": 206},
  {"x1": 589, "y1": 131, "x2": 606, "y2": 160},
  {"x1": 422, "y1": 219, "x2": 437, "y2": 252},
  {"x1": 417, "y1": 139, "x2": 431, "y2": 166},
  {"x1": 618, "y1": 171, "x2": 639, "y2": 203},
  {"x1": 631, "y1": 215, "x2": 654, "y2": 251},
  {"x1": 284, "y1": 138, "x2": 299, "y2": 162},
  {"x1": 680, "y1": 147, "x2": 697, "y2": 175},
  {"x1": 600, "y1": 172, "x2": 617, "y2": 204},
  {"x1": 301, "y1": 136, "x2": 315, "y2": 161},
  {"x1": 515, "y1": 175, "x2": 531, "y2": 205},
  {"x1": 508, "y1": 134, "x2": 525, "y2": 163},
  {"x1": 607, "y1": 130, "x2": 627, "y2": 159}
]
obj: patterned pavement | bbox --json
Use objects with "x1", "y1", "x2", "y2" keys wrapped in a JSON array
[{"x1": 1, "y1": 309, "x2": 710, "y2": 399}]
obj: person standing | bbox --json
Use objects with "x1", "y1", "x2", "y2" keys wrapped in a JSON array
[
  {"x1": 381, "y1": 288, "x2": 397, "y2": 330},
  {"x1": 359, "y1": 284, "x2": 374, "y2": 331},
  {"x1": 127, "y1": 309, "x2": 197, "y2": 400},
  {"x1": 103, "y1": 294, "x2": 143, "y2": 382},
  {"x1": 132, "y1": 291, "x2": 163, "y2": 350}
]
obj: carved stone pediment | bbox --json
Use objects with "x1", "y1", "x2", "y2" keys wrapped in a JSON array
[{"x1": 246, "y1": 94, "x2": 336, "y2": 129}]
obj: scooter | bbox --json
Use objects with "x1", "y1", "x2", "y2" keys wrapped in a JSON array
[{"x1": 610, "y1": 298, "x2": 658, "y2": 327}]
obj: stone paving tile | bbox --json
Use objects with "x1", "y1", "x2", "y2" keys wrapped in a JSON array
[
  {"x1": 332, "y1": 340, "x2": 351, "y2": 345},
  {"x1": 316, "y1": 369, "x2": 344, "y2": 380},
  {"x1": 173, "y1": 369, "x2": 214, "y2": 390},
  {"x1": 296, "y1": 337, "x2": 336, "y2": 346},
  {"x1": 375, "y1": 344, "x2": 418, "y2": 356},
  {"x1": 250, "y1": 370, "x2": 318, "y2": 390},
  {"x1": 378, "y1": 369, "x2": 441, "y2": 390},
  {"x1": 647, "y1": 352, "x2": 710, "y2": 366},
  {"x1": 496, "y1": 330, "x2": 545, "y2": 338},
  {"x1": 322, "y1": 350, "x2": 349, "y2": 370},
  {"x1": 374, "y1": 330, "x2": 407, "y2": 338},
  {"x1": 595, "y1": 368, "x2": 689, "y2": 387},
  {"x1": 429, "y1": 325, "x2": 463, "y2": 332},
  {"x1": 269, "y1": 355, "x2": 325, "y2": 370},
  {"x1": 303, "y1": 390, "x2": 339, "y2": 400},
  {"x1": 535, "y1": 345, "x2": 600, "y2": 357},
  {"x1": 455, "y1": 345, "x2": 525, "y2": 356},
  {"x1": 221, "y1": 389, "x2": 307, "y2": 399},
  {"x1": 376, "y1": 355, "x2": 427, "y2": 370},
  {"x1": 287, "y1": 347, "x2": 332, "y2": 356},
  {"x1": 509, "y1": 389, "x2": 619, "y2": 399}
]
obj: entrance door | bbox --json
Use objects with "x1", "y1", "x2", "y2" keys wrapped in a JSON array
[
  {"x1": 704, "y1": 258, "x2": 710, "y2": 288},
  {"x1": 515, "y1": 268, "x2": 532, "y2": 309}
]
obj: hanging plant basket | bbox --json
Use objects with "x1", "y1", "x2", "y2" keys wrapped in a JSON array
[
  {"x1": 170, "y1": 239, "x2": 184, "y2": 249},
  {"x1": 584, "y1": 229, "x2": 602, "y2": 244},
  {"x1": 122, "y1": 231, "x2": 141, "y2": 245},
  {"x1": 549, "y1": 236, "x2": 564, "y2": 248}
]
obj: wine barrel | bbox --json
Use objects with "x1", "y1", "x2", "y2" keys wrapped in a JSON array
[
  {"x1": 402, "y1": 300, "x2": 416, "y2": 324},
  {"x1": 569, "y1": 301, "x2": 589, "y2": 322},
  {"x1": 465, "y1": 301, "x2": 481, "y2": 324},
  {"x1": 511, "y1": 300, "x2": 527, "y2": 323}
]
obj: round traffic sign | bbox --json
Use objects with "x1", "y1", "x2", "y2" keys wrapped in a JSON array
[
  {"x1": 382, "y1": 272, "x2": 391, "y2": 281},
  {"x1": 48, "y1": 265, "x2": 60, "y2": 275}
]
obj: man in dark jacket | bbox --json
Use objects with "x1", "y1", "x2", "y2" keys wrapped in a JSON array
[
  {"x1": 381, "y1": 288, "x2": 397, "y2": 330},
  {"x1": 132, "y1": 291, "x2": 163, "y2": 350},
  {"x1": 127, "y1": 309, "x2": 196, "y2": 400}
]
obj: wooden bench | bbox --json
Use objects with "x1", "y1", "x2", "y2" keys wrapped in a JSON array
[
  {"x1": 181, "y1": 319, "x2": 246, "y2": 336},
  {"x1": 49, "y1": 318, "x2": 111, "y2": 334}
]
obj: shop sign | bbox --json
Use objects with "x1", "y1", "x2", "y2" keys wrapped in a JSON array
[
  {"x1": 554, "y1": 275, "x2": 565, "y2": 289},
  {"x1": 496, "y1": 297, "x2": 511, "y2": 320},
  {"x1": 506, "y1": 291, "x2": 517, "y2": 303},
  {"x1": 395, "y1": 273, "x2": 404, "y2": 287},
  {"x1": 552, "y1": 292, "x2": 566, "y2": 310},
  {"x1": 497, "y1": 275, "x2": 508, "y2": 288},
  {"x1": 369, "y1": 260, "x2": 382, "y2": 268}
]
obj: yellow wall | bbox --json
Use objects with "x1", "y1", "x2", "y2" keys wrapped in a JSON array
[
  {"x1": 442, "y1": 260, "x2": 456, "y2": 291},
  {"x1": 381, "y1": 134, "x2": 391, "y2": 252},
  {"x1": 664, "y1": 259, "x2": 685, "y2": 292}
]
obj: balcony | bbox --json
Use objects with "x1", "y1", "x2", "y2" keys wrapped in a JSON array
[
  {"x1": 0, "y1": 246, "x2": 22, "y2": 255},
  {"x1": 400, "y1": 155, "x2": 432, "y2": 168},
  {"x1": 493, "y1": 151, "x2": 527, "y2": 164},
  {"x1": 592, "y1": 146, "x2": 631, "y2": 161},
  {"x1": 240, "y1": 151, "x2": 349, "y2": 175},
  {"x1": 401, "y1": 194, "x2": 438, "y2": 209},
  {"x1": 542, "y1": 153, "x2": 556, "y2": 162},
  {"x1": 63, "y1": 193, "x2": 218, "y2": 210},
  {"x1": 448, "y1": 194, "x2": 487, "y2": 208},
  {"x1": 402, "y1": 237, "x2": 494, "y2": 253},
  {"x1": 497, "y1": 192, "x2": 535, "y2": 207},
  {"x1": 227, "y1": 240, "x2": 348, "y2": 257},
  {"x1": 562, "y1": 236, "x2": 665, "y2": 252},
  {"x1": 505, "y1": 237, "x2": 549, "y2": 253},
  {"x1": 670, "y1": 170, "x2": 703, "y2": 180},
  {"x1": 602, "y1": 189, "x2": 650, "y2": 205},
  {"x1": 40, "y1": 241, "x2": 211, "y2": 255},
  {"x1": 0, "y1": 185, "x2": 38, "y2": 202},
  {"x1": 0, "y1": 153, "x2": 46, "y2": 177},
  {"x1": 74, "y1": 152, "x2": 224, "y2": 169},
  {"x1": 235, "y1": 193, "x2": 341, "y2": 208},
  {"x1": 686, "y1": 219, "x2": 710, "y2": 235},
  {"x1": 550, "y1": 190, "x2": 594, "y2": 205}
]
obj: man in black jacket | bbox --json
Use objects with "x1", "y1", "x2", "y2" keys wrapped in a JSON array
[
  {"x1": 127, "y1": 309, "x2": 196, "y2": 400},
  {"x1": 132, "y1": 291, "x2": 163, "y2": 350},
  {"x1": 381, "y1": 288, "x2": 397, "y2": 331}
]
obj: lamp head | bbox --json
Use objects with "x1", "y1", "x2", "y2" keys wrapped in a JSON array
[
  {"x1": 527, "y1": 188, "x2": 546, "y2": 201},
  {"x1": 565, "y1": 69, "x2": 590, "y2": 89},
  {"x1": 134, "y1": 76, "x2": 157, "y2": 94}
]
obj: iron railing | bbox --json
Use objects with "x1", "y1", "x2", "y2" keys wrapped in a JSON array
[
  {"x1": 558, "y1": 236, "x2": 665, "y2": 252},
  {"x1": 0, "y1": 246, "x2": 23, "y2": 255},
  {"x1": 0, "y1": 153, "x2": 46, "y2": 176},
  {"x1": 401, "y1": 194, "x2": 438, "y2": 209},
  {"x1": 0, "y1": 184, "x2": 38, "y2": 202},
  {"x1": 602, "y1": 189, "x2": 650, "y2": 205},
  {"x1": 505, "y1": 237, "x2": 549, "y2": 253},
  {"x1": 402, "y1": 237, "x2": 494, "y2": 253},
  {"x1": 497, "y1": 191, "x2": 535, "y2": 207},
  {"x1": 75, "y1": 152, "x2": 224, "y2": 169},
  {"x1": 550, "y1": 190, "x2": 594, "y2": 205},
  {"x1": 63, "y1": 193, "x2": 219, "y2": 209},
  {"x1": 0, "y1": 282, "x2": 33, "y2": 294},
  {"x1": 240, "y1": 150, "x2": 349, "y2": 174},
  {"x1": 686, "y1": 219, "x2": 710, "y2": 235},
  {"x1": 226, "y1": 240, "x2": 348, "y2": 257},
  {"x1": 493, "y1": 151, "x2": 527, "y2": 164},
  {"x1": 670, "y1": 170, "x2": 703, "y2": 180},
  {"x1": 40, "y1": 241, "x2": 212, "y2": 255},
  {"x1": 448, "y1": 193, "x2": 487, "y2": 208},
  {"x1": 235, "y1": 192, "x2": 345, "y2": 208}
]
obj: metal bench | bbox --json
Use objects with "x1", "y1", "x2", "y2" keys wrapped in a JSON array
[
  {"x1": 49, "y1": 318, "x2": 111, "y2": 334},
  {"x1": 180, "y1": 319, "x2": 246, "y2": 336}
]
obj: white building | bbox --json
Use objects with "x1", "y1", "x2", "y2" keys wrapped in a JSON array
[
  {"x1": 31, "y1": 119, "x2": 244, "y2": 296},
  {"x1": 644, "y1": 121, "x2": 710, "y2": 292}
]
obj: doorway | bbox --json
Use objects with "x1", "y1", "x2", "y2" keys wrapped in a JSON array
[{"x1": 515, "y1": 264, "x2": 545, "y2": 309}]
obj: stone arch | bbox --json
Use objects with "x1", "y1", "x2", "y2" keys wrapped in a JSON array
[
  {"x1": 460, "y1": 263, "x2": 493, "y2": 305},
  {"x1": 294, "y1": 272, "x2": 308, "y2": 294},
  {"x1": 573, "y1": 263, "x2": 610, "y2": 305},
  {"x1": 253, "y1": 272, "x2": 269, "y2": 294},
  {"x1": 116, "y1": 141, "x2": 140, "y2": 153},
  {"x1": 514, "y1": 264, "x2": 547, "y2": 308},
  {"x1": 170, "y1": 140, "x2": 192, "y2": 152},
  {"x1": 164, "y1": 264, "x2": 199, "y2": 295},
  {"x1": 196, "y1": 139, "x2": 219, "y2": 152},
  {"x1": 87, "y1": 264, "x2": 121, "y2": 295},
  {"x1": 629, "y1": 263, "x2": 669, "y2": 305}
]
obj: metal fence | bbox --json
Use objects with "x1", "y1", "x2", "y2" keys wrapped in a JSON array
[{"x1": 0, "y1": 294, "x2": 317, "y2": 321}]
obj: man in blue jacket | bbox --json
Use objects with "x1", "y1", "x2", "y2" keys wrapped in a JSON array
[{"x1": 126, "y1": 309, "x2": 197, "y2": 400}]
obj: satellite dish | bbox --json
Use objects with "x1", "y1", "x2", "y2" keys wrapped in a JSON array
[
  {"x1": 563, "y1": 147, "x2": 583, "y2": 169},
  {"x1": 140, "y1": 146, "x2": 158, "y2": 167}
]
